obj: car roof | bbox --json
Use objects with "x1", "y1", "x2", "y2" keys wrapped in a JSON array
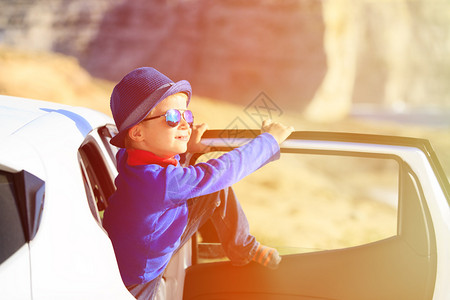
[
  {"x1": 0, "y1": 95, "x2": 113, "y2": 175},
  {"x1": 0, "y1": 95, "x2": 111, "y2": 137}
]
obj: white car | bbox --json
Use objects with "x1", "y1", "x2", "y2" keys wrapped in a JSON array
[{"x1": 1, "y1": 95, "x2": 449, "y2": 300}]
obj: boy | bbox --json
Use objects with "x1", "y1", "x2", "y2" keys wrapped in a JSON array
[{"x1": 103, "y1": 67, "x2": 294, "y2": 299}]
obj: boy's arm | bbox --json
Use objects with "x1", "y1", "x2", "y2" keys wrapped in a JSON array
[{"x1": 164, "y1": 132, "x2": 280, "y2": 204}]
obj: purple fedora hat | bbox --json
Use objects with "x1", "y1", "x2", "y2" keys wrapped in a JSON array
[{"x1": 109, "y1": 67, "x2": 192, "y2": 148}]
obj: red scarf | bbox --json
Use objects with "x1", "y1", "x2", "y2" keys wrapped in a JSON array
[{"x1": 126, "y1": 149, "x2": 178, "y2": 167}]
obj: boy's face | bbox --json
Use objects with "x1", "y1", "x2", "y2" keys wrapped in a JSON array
[{"x1": 129, "y1": 92, "x2": 191, "y2": 158}]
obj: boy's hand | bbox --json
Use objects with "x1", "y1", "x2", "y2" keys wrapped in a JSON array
[
  {"x1": 261, "y1": 119, "x2": 294, "y2": 144},
  {"x1": 187, "y1": 123, "x2": 211, "y2": 153}
]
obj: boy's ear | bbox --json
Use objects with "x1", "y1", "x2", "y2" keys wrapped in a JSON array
[{"x1": 128, "y1": 124, "x2": 144, "y2": 142}]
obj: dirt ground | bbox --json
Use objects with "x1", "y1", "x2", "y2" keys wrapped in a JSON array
[{"x1": 1, "y1": 47, "x2": 448, "y2": 252}]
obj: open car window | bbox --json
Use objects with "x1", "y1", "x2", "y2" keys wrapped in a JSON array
[{"x1": 194, "y1": 151, "x2": 400, "y2": 261}]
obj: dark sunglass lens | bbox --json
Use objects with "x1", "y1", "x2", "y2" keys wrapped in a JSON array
[
  {"x1": 183, "y1": 110, "x2": 194, "y2": 126},
  {"x1": 166, "y1": 109, "x2": 181, "y2": 127}
]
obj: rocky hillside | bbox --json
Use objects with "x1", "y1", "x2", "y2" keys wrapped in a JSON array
[
  {"x1": 0, "y1": 0, "x2": 325, "y2": 111},
  {"x1": 1, "y1": 0, "x2": 449, "y2": 118},
  {"x1": 0, "y1": 47, "x2": 113, "y2": 114},
  {"x1": 305, "y1": 0, "x2": 450, "y2": 121}
]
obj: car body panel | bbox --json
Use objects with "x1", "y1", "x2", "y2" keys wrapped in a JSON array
[
  {"x1": 0, "y1": 245, "x2": 32, "y2": 299},
  {"x1": 0, "y1": 96, "x2": 133, "y2": 299}
]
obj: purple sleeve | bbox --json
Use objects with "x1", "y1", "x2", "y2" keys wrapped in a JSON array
[{"x1": 164, "y1": 132, "x2": 280, "y2": 203}]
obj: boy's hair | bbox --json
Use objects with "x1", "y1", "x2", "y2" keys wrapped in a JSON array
[
  {"x1": 110, "y1": 67, "x2": 192, "y2": 148},
  {"x1": 123, "y1": 130, "x2": 133, "y2": 149}
]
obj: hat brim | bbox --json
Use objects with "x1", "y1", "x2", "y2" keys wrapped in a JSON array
[{"x1": 110, "y1": 80, "x2": 192, "y2": 148}]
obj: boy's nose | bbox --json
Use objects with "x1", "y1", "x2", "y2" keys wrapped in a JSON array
[{"x1": 178, "y1": 116, "x2": 189, "y2": 129}]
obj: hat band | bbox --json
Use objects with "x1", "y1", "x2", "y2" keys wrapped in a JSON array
[{"x1": 119, "y1": 82, "x2": 174, "y2": 131}]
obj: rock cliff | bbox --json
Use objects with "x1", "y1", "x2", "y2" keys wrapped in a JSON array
[
  {"x1": 79, "y1": 0, "x2": 326, "y2": 110},
  {"x1": 1, "y1": 0, "x2": 449, "y2": 119},
  {"x1": 306, "y1": 0, "x2": 450, "y2": 121}
]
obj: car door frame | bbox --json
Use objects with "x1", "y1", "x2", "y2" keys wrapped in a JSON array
[{"x1": 183, "y1": 130, "x2": 450, "y2": 300}]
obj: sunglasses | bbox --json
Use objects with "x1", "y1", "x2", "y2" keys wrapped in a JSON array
[{"x1": 141, "y1": 109, "x2": 194, "y2": 128}]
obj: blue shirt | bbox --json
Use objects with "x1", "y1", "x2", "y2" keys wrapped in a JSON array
[{"x1": 102, "y1": 133, "x2": 280, "y2": 285}]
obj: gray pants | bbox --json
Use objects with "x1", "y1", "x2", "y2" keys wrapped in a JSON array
[{"x1": 127, "y1": 187, "x2": 258, "y2": 299}]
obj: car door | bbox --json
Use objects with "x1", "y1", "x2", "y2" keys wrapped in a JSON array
[{"x1": 183, "y1": 130, "x2": 449, "y2": 300}]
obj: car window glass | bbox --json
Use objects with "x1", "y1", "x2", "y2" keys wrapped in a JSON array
[
  {"x1": 78, "y1": 139, "x2": 116, "y2": 226},
  {"x1": 0, "y1": 171, "x2": 26, "y2": 264},
  {"x1": 194, "y1": 152, "x2": 399, "y2": 262}
]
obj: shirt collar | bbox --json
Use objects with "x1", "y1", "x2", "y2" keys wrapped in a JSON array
[{"x1": 126, "y1": 148, "x2": 178, "y2": 167}]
